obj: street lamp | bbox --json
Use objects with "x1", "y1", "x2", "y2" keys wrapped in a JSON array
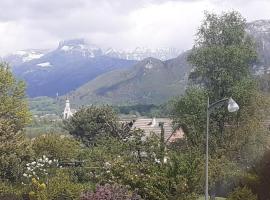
[{"x1": 205, "y1": 97, "x2": 239, "y2": 200}]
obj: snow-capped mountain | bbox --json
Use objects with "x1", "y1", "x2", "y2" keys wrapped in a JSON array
[
  {"x1": 10, "y1": 39, "x2": 136, "y2": 97},
  {"x1": 57, "y1": 39, "x2": 103, "y2": 58},
  {"x1": 3, "y1": 39, "x2": 181, "y2": 68},
  {"x1": 4, "y1": 49, "x2": 48, "y2": 66},
  {"x1": 246, "y1": 20, "x2": 270, "y2": 75},
  {"x1": 55, "y1": 39, "x2": 181, "y2": 61},
  {"x1": 104, "y1": 47, "x2": 181, "y2": 61}
]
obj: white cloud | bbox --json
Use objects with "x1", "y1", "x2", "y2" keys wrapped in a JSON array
[{"x1": 0, "y1": 0, "x2": 269, "y2": 56}]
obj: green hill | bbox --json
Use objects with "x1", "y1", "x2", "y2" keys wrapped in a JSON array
[{"x1": 65, "y1": 52, "x2": 191, "y2": 106}]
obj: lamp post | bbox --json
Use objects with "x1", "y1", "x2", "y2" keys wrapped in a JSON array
[{"x1": 205, "y1": 97, "x2": 239, "y2": 200}]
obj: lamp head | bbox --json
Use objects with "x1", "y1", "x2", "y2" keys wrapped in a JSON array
[{"x1": 228, "y1": 98, "x2": 239, "y2": 112}]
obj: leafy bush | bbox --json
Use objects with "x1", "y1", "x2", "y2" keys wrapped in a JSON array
[
  {"x1": 80, "y1": 184, "x2": 142, "y2": 200},
  {"x1": 0, "y1": 194, "x2": 21, "y2": 200},
  {"x1": 0, "y1": 136, "x2": 33, "y2": 183},
  {"x1": 63, "y1": 105, "x2": 121, "y2": 146},
  {"x1": 46, "y1": 170, "x2": 87, "y2": 200},
  {"x1": 81, "y1": 135, "x2": 202, "y2": 200},
  {"x1": 227, "y1": 187, "x2": 257, "y2": 200},
  {"x1": 27, "y1": 178, "x2": 47, "y2": 200},
  {"x1": 32, "y1": 134, "x2": 81, "y2": 161},
  {"x1": 0, "y1": 182, "x2": 21, "y2": 200}
]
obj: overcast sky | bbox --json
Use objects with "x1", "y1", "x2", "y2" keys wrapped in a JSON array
[{"x1": 0, "y1": 0, "x2": 270, "y2": 55}]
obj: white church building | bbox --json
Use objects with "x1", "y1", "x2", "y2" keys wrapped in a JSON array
[{"x1": 63, "y1": 99, "x2": 76, "y2": 119}]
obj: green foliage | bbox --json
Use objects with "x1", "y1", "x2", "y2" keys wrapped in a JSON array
[
  {"x1": 28, "y1": 178, "x2": 47, "y2": 200},
  {"x1": 81, "y1": 184, "x2": 142, "y2": 200},
  {"x1": 32, "y1": 134, "x2": 81, "y2": 161},
  {"x1": 171, "y1": 87, "x2": 207, "y2": 147},
  {"x1": 257, "y1": 73, "x2": 270, "y2": 93},
  {"x1": 207, "y1": 156, "x2": 241, "y2": 192},
  {"x1": 115, "y1": 104, "x2": 159, "y2": 116},
  {"x1": 64, "y1": 105, "x2": 130, "y2": 146},
  {"x1": 46, "y1": 170, "x2": 87, "y2": 200},
  {"x1": 0, "y1": 146, "x2": 32, "y2": 183},
  {"x1": 80, "y1": 134, "x2": 201, "y2": 200},
  {"x1": 188, "y1": 11, "x2": 257, "y2": 98},
  {"x1": 0, "y1": 63, "x2": 31, "y2": 132},
  {"x1": 166, "y1": 150, "x2": 203, "y2": 200},
  {"x1": 242, "y1": 149, "x2": 270, "y2": 200},
  {"x1": 0, "y1": 63, "x2": 32, "y2": 182},
  {"x1": 227, "y1": 187, "x2": 257, "y2": 200},
  {"x1": 0, "y1": 181, "x2": 25, "y2": 200},
  {"x1": 25, "y1": 118, "x2": 66, "y2": 138},
  {"x1": 22, "y1": 170, "x2": 89, "y2": 200},
  {"x1": 172, "y1": 11, "x2": 270, "y2": 197},
  {"x1": 29, "y1": 96, "x2": 62, "y2": 116},
  {"x1": 115, "y1": 104, "x2": 170, "y2": 118}
]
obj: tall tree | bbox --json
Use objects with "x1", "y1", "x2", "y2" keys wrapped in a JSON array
[
  {"x1": 181, "y1": 11, "x2": 269, "y2": 157},
  {"x1": 172, "y1": 11, "x2": 270, "y2": 197},
  {"x1": 189, "y1": 11, "x2": 256, "y2": 98},
  {"x1": 64, "y1": 105, "x2": 134, "y2": 146},
  {"x1": 0, "y1": 63, "x2": 31, "y2": 182}
]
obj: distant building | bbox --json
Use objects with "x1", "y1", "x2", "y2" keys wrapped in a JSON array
[
  {"x1": 63, "y1": 99, "x2": 76, "y2": 119},
  {"x1": 128, "y1": 117, "x2": 184, "y2": 143}
]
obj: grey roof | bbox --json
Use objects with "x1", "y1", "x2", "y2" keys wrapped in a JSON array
[{"x1": 131, "y1": 118, "x2": 175, "y2": 141}]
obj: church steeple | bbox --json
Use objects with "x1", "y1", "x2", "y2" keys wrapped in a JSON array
[{"x1": 63, "y1": 98, "x2": 73, "y2": 119}]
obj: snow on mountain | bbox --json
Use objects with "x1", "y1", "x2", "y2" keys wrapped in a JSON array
[
  {"x1": 247, "y1": 20, "x2": 270, "y2": 34},
  {"x1": 37, "y1": 62, "x2": 52, "y2": 67},
  {"x1": 4, "y1": 49, "x2": 47, "y2": 66},
  {"x1": 61, "y1": 45, "x2": 74, "y2": 51},
  {"x1": 247, "y1": 20, "x2": 270, "y2": 75},
  {"x1": 104, "y1": 47, "x2": 181, "y2": 61},
  {"x1": 56, "y1": 39, "x2": 180, "y2": 60},
  {"x1": 4, "y1": 39, "x2": 180, "y2": 68},
  {"x1": 16, "y1": 50, "x2": 44, "y2": 62},
  {"x1": 57, "y1": 39, "x2": 102, "y2": 58}
]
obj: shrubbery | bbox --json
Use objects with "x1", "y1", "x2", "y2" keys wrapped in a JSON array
[
  {"x1": 46, "y1": 170, "x2": 88, "y2": 200},
  {"x1": 0, "y1": 182, "x2": 24, "y2": 200},
  {"x1": 32, "y1": 134, "x2": 81, "y2": 161},
  {"x1": 227, "y1": 187, "x2": 258, "y2": 200},
  {"x1": 81, "y1": 184, "x2": 142, "y2": 200}
]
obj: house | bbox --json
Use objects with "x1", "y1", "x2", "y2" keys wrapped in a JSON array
[{"x1": 128, "y1": 117, "x2": 184, "y2": 143}]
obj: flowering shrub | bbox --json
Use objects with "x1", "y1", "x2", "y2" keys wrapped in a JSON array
[
  {"x1": 23, "y1": 155, "x2": 58, "y2": 183},
  {"x1": 80, "y1": 184, "x2": 142, "y2": 200}
]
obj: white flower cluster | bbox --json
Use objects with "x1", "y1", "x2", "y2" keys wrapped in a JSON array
[{"x1": 23, "y1": 155, "x2": 58, "y2": 181}]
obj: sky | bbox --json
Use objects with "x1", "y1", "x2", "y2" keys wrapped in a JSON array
[{"x1": 0, "y1": 0, "x2": 270, "y2": 56}]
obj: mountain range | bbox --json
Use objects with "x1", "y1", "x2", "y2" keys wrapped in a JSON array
[
  {"x1": 3, "y1": 39, "x2": 181, "y2": 98},
  {"x1": 63, "y1": 20, "x2": 270, "y2": 106},
  {"x1": 7, "y1": 39, "x2": 137, "y2": 97},
  {"x1": 3, "y1": 20, "x2": 270, "y2": 107},
  {"x1": 67, "y1": 53, "x2": 190, "y2": 105}
]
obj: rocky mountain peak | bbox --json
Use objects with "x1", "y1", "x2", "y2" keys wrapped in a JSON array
[
  {"x1": 57, "y1": 39, "x2": 102, "y2": 57},
  {"x1": 58, "y1": 39, "x2": 86, "y2": 48},
  {"x1": 247, "y1": 20, "x2": 270, "y2": 33}
]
